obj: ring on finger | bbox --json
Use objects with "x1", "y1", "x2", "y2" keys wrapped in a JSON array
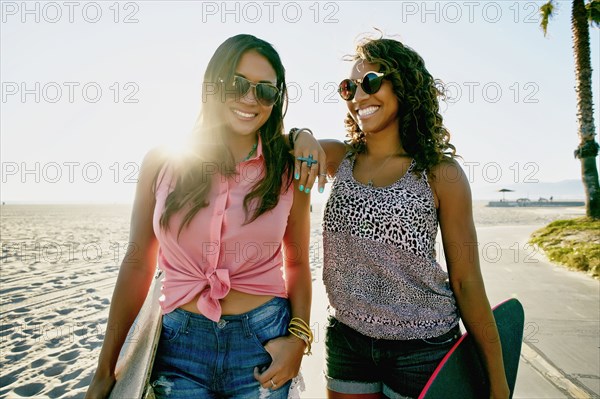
[
  {"x1": 296, "y1": 155, "x2": 318, "y2": 167},
  {"x1": 270, "y1": 379, "x2": 277, "y2": 388}
]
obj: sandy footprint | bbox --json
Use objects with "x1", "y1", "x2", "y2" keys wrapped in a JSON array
[
  {"x1": 9, "y1": 330, "x2": 26, "y2": 340},
  {"x1": 31, "y1": 357, "x2": 48, "y2": 368},
  {"x1": 58, "y1": 349, "x2": 80, "y2": 362},
  {"x1": 22, "y1": 327, "x2": 42, "y2": 341},
  {"x1": 90, "y1": 302, "x2": 105, "y2": 310},
  {"x1": 60, "y1": 367, "x2": 84, "y2": 383},
  {"x1": 0, "y1": 324, "x2": 15, "y2": 339},
  {"x1": 11, "y1": 343, "x2": 31, "y2": 353},
  {"x1": 13, "y1": 382, "x2": 46, "y2": 396},
  {"x1": 47, "y1": 383, "x2": 69, "y2": 398},
  {"x1": 47, "y1": 349, "x2": 65, "y2": 358},
  {"x1": 0, "y1": 372, "x2": 19, "y2": 388},
  {"x1": 43, "y1": 362, "x2": 67, "y2": 377},
  {"x1": 72, "y1": 368, "x2": 94, "y2": 389},
  {"x1": 46, "y1": 338, "x2": 68, "y2": 350},
  {"x1": 10, "y1": 292, "x2": 27, "y2": 304},
  {"x1": 79, "y1": 335, "x2": 104, "y2": 351}
]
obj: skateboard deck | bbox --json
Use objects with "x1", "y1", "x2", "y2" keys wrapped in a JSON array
[
  {"x1": 418, "y1": 298, "x2": 525, "y2": 399},
  {"x1": 109, "y1": 271, "x2": 163, "y2": 399}
]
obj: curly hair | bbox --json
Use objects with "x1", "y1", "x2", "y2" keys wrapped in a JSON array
[{"x1": 344, "y1": 37, "x2": 456, "y2": 173}]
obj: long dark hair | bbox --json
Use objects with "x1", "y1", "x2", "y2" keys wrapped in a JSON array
[
  {"x1": 344, "y1": 37, "x2": 456, "y2": 173},
  {"x1": 157, "y1": 34, "x2": 293, "y2": 237}
]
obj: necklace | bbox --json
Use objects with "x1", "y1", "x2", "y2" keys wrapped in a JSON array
[
  {"x1": 241, "y1": 142, "x2": 258, "y2": 162},
  {"x1": 362, "y1": 151, "x2": 410, "y2": 187}
]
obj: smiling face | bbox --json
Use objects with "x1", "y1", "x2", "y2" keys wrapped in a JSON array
[
  {"x1": 222, "y1": 50, "x2": 277, "y2": 138},
  {"x1": 346, "y1": 60, "x2": 399, "y2": 137}
]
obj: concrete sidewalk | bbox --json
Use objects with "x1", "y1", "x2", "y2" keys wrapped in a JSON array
[
  {"x1": 300, "y1": 224, "x2": 600, "y2": 398},
  {"x1": 477, "y1": 225, "x2": 599, "y2": 398}
]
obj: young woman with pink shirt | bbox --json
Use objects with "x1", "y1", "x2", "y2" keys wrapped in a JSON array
[{"x1": 86, "y1": 34, "x2": 312, "y2": 399}]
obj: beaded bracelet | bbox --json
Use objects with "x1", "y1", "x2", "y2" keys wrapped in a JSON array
[{"x1": 288, "y1": 128, "x2": 297, "y2": 149}]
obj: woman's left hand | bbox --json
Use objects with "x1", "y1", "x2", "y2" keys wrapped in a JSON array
[
  {"x1": 292, "y1": 130, "x2": 327, "y2": 194},
  {"x1": 253, "y1": 335, "x2": 306, "y2": 390}
]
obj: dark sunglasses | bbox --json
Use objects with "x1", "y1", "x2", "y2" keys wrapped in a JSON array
[
  {"x1": 221, "y1": 75, "x2": 280, "y2": 106},
  {"x1": 338, "y1": 71, "x2": 391, "y2": 101}
]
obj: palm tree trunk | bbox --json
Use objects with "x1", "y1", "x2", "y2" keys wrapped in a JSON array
[{"x1": 572, "y1": 0, "x2": 600, "y2": 218}]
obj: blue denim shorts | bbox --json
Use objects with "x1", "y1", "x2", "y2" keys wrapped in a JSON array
[
  {"x1": 325, "y1": 316, "x2": 460, "y2": 399},
  {"x1": 150, "y1": 297, "x2": 292, "y2": 399}
]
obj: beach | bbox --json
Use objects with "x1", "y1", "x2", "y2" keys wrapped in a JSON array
[{"x1": 0, "y1": 201, "x2": 592, "y2": 398}]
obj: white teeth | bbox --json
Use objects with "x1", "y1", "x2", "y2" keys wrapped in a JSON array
[
  {"x1": 357, "y1": 106, "x2": 379, "y2": 117},
  {"x1": 233, "y1": 109, "x2": 256, "y2": 118}
]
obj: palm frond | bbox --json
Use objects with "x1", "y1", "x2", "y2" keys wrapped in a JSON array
[
  {"x1": 586, "y1": 0, "x2": 600, "y2": 27},
  {"x1": 540, "y1": 1, "x2": 556, "y2": 36}
]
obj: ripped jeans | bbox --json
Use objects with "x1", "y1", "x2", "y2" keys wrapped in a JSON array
[{"x1": 150, "y1": 297, "x2": 292, "y2": 399}]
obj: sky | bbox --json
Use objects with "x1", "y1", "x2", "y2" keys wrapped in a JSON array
[{"x1": 1, "y1": 0, "x2": 599, "y2": 203}]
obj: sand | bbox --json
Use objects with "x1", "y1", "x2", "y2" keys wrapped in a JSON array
[{"x1": 0, "y1": 202, "x2": 587, "y2": 398}]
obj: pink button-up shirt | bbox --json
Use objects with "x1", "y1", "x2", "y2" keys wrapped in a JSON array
[{"x1": 152, "y1": 140, "x2": 293, "y2": 321}]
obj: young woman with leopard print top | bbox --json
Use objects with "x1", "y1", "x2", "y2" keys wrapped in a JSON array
[{"x1": 291, "y1": 36, "x2": 509, "y2": 399}]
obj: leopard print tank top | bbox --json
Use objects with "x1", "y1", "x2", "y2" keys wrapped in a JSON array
[{"x1": 322, "y1": 154, "x2": 459, "y2": 340}]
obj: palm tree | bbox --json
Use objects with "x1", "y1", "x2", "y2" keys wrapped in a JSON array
[{"x1": 540, "y1": 0, "x2": 600, "y2": 218}]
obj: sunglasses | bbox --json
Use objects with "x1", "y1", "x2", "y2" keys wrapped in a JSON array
[
  {"x1": 221, "y1": 75, "x2": 280, "y2": 106},
  {"x1": 338, "y1": 71, "x2": 391, "y2": 101}
]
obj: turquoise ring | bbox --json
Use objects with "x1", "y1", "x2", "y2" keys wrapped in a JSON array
[{"x1": 297, "y1": 154, "x2": 318, "y2": 167}]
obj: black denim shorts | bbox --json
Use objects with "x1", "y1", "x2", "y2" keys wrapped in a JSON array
[{"x1": 324, "y1": 316, "x2": 460, "y2": 399}]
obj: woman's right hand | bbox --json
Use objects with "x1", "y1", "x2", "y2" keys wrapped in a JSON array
[
  {"x1": 253, "y1": 335, "x2": 306, "y2": 390},
  {"x1": 291, "y1": 129, "x2": 328, "y2": 194},
  {"x1": 85, "y1": 371, "x2": 116, "y2": 399}
]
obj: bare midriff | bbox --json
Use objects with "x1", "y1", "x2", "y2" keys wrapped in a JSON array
[{"x1": 179, "y1": 289, "x2": 276, "y2": 316}]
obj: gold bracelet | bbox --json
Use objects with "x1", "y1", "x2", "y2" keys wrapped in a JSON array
[
  {"x1": 288, "y1": 320, "x2": 313, "y2": 343},
  {"x1": 288, "y1": 328, "x2": 312, "y2": 355},
  {"x1": 287, "y1": 316, "x2": 313, "y2": 355},
  {"x1": 290, "y1": 317, "x2": 311, "y2": 330},
  {"x1": 288, "y1": 326, "x2": 311, "y2": 339}
]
